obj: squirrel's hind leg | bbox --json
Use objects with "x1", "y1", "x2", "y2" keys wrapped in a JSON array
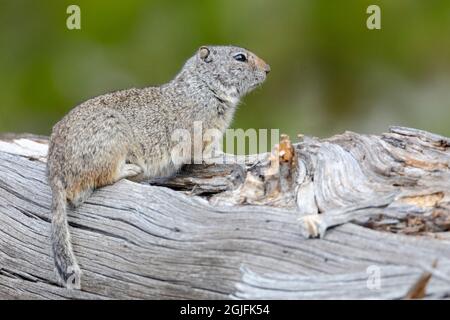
[{"x1": 69, "y1": 187, "x2": 93, "y2": 208}]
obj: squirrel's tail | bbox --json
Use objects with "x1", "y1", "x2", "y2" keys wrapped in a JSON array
[{"x1": 50, "y1": 178, "x2": 81, "y2": 289}]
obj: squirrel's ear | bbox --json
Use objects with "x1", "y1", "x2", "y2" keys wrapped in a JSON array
[{"x1": 198, "y1": 46, "x2": 212, "y2": 63}]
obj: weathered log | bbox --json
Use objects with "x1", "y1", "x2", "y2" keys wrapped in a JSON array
[{"x1": 0, "y1": 126, "x2": 449, "y2": 299}]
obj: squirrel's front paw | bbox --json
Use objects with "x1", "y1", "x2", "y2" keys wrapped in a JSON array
[
  {"x1": 118, "y1": 164, "x2": 144, "y2": 180},
  {"x1": 298, "y1": 214, "x2": 328, "y2": 239}
]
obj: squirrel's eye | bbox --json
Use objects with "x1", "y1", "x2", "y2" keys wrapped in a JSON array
[{"x1": 233, "y1": 53, "x2": 247, "y2": 62}]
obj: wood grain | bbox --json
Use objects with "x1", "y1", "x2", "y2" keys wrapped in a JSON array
[{"x1": 0, "y1": 126, "x2": 449, "y2": 299}]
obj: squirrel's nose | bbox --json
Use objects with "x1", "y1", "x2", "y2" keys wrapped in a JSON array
[{"x1": 253, "y1": 55, "x2": 270, "y2": 74}]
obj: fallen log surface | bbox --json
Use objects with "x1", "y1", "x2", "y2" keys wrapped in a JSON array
[{"x1": 0, "y1": 126, "x2": 449, "y2": 299}]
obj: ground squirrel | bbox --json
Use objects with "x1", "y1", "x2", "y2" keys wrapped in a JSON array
[{"x1": 47, "y1": 45, "x2": 270, "y2": 289}]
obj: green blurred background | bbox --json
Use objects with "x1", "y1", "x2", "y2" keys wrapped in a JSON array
[{"x1": 0, "y1": 0, "x2": 449, "y2": 139}]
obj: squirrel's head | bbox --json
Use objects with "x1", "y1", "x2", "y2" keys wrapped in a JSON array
[{"x1": 181, "y1": 45, "x2": 270, "y2": 105}]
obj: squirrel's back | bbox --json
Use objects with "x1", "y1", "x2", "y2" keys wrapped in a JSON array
[{"x1": 47, "y1": 45, "x2": 270, "y2": 288}]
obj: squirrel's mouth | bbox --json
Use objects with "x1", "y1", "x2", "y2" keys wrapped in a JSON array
[{"x1": 250, "y1": 81, "x2": 264, "y2": 90}]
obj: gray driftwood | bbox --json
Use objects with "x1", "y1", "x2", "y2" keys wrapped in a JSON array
[{"x1": 0, "y1": 126, "x2": 449, "y2": 299}]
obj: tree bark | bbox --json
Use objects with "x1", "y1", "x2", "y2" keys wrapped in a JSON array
[{"x1": 0, "y1": 126, "x2": 449, "y2": 299}]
